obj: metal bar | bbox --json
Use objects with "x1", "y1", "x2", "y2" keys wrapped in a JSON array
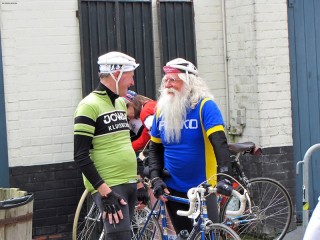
[
  {"x1": 296, "y1": 143, "x2": 320, "y2": 228},
  {"x1": 0, "y1": 30, "x2": 9, "y2": 188}
]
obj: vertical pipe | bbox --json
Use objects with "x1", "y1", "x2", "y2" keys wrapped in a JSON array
[
  {"x1": 221, "y1": 0, "x2": 230, "y2": 130},
  {"x1": 0, "y1": 30, "x2": 10, "y2": 187}
]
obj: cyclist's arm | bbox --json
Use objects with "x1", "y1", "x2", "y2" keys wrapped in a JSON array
[
  {"x1": 201, "y1": 100, "x2": 232, "y2": 175},
  {"x1": 74, "y1": 134, "x2": 104, "y2": 189},
  {"x1": 132, "y1": 127, "x2": 150, "y2": 152},
  {"x1": 148, "y1": 140, "x2": 164, "y2": 180},
  {"x1": 208, "y1": 131, "x2": 232, "y2": 175}
]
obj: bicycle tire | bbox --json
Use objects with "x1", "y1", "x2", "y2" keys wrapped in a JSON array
[
  {"x1": 73, "y1": 190, "x2": 163, "y2": 240},
  {"x1": 220, "y1": 177, "x2": 293, "y2": 240},
  {"x1": 194, "y1": 223, "x2": 241, "y2": 240},
  {"x1": 73, "y1": 189, "x2": 104, "y2": 240}
]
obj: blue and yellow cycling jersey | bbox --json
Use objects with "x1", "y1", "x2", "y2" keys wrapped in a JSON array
[{"x1": 151, "y1": 98, "x2": 225, "y2": 192}]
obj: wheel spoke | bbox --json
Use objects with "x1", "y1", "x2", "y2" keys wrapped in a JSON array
[{"x1": 221, "y1": 178, "x2": 292, "y2": 240}]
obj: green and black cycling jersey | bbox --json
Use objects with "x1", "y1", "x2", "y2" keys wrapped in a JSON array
[{"x1": 74, "y1": 83, "x2": 137, "y2": 193}]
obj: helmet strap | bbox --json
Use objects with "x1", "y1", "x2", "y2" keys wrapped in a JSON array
[
  {"x1": 109, "y1": 69, "x2": 124, "y2": 95},
  {"x1": 185, "y1": 71, "x2": 190, "y2": 86}
]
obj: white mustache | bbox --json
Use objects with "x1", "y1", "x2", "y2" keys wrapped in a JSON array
[{"x1": 166, "y1": 88, "x2": 177, "y2": 94}]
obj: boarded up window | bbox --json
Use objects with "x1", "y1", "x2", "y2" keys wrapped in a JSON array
[
  {"x1": 78, "y1": 0, "x2": 155, "y2": 98},
  {"x1": 158, "y1": 0, "x2": 197, "y2": 68}
]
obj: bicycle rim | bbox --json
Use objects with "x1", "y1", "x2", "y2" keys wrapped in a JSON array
[
  {"x1": 73, "y1": 190, "x2": 104, "y2": 240},
  {"x1": 194, "y1": 223, "x2": 241, "y2": 240},
  {"x1": 131, "y1": 207, "x2": 163, "y2": 240},
  {"x1": 221, "y1": 177, "x2": 293, "y2": 240}
]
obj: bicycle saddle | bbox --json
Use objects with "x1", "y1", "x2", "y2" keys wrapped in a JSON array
[{"x1": 228, "y1": 142, "x2": 262, "y2": 155}]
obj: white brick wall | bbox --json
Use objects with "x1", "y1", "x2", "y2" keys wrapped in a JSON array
[
  {"x1": 255, "y1": 0, "x2": 292, "y2": 147},
  {"x1": 194, "y1": 0, "x2": 227, "y2": 117},
  {"x1": 225, "y1": 0, "x2": 292, "y2": 147},
  {"x1": 1, "y1": 0, "x2": 293, "y2": 167},
  {"x1": 1, "y1": 0, "x2": 82, "y2": 167}
]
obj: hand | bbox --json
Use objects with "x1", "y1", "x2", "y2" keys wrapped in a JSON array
[
  {"x1": 137, "y1": 187, "x2": 149, "y2": 207},
  {"x1": 101, "y1": 191, "x2": 127, "y2": 225},
  {"x1": 151, "y1": 177, "x2": 170, "y2": 200},
  {"x1": 216, "y1": 179, "x2": 233, "y2": 196}
]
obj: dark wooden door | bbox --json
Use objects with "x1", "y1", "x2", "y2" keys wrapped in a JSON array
[{"x1": 78, "y1": 0, "x2": 155, "y2": 98}]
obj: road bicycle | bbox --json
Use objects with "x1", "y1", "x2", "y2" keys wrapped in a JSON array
[
  {"x1": 134, "y1": 179, "x2": 247, "y2": 240},
  {"x1": 219, "y1": 142, "x2": 293, "y2": 240},
  {"x1": 73, "y1": 179, "x2": 248, "y2": 240}
]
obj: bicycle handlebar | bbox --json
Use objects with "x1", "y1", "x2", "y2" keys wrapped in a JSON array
[{"x1": 176, "y1": 187, "x2": 247, "y2": 217}]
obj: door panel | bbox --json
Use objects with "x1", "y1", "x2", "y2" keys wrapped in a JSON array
[{"x1": 288, "y1": 0, "x2": 320, "y2": 220}]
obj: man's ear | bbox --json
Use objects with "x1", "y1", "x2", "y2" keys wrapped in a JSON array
[{"x1": 113, "y1": 70, "x2": 120, "y2": 78}]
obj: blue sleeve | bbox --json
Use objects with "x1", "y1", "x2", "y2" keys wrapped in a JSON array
[{"x1": 201, "y1": 100, "x2": 225, "y2": 132}]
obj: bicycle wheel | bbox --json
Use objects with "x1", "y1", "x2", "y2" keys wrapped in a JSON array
[
  {"x1": 220, "y1": 177, "x2": 293, "y2": 240},
  {"x1": 73, "y1": 190, "x2": 163, "y2": 240},
  {"x1": 194, "y1": 223, "x2": 241, "y2": 240},
  {"x1": 131, "y1": 207, "x2": 163, "y2": 240},
  {"x1": 73, "y1": 189, "x2": 104, "y2": 240}
]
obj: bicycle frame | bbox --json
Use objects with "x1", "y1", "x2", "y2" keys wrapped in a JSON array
[{"x1": 137, "y1": 195, "x2": 192, "y2": 240}]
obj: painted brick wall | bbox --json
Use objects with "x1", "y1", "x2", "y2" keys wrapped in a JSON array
[
  {"x1": 194, "y1": 0, "x2": 228, "y2": 119},
  {"x1": 225, "y1": 0, "x2": 292, "y2": 147},
  {"x1": 1, "y1": 0, "x2": 82, "y2": 167},
  {"x1": 255, "y1": 0, "x2": 292, "y2": 147},
  {"x1": 151, "y1": 1, "x2": 162, "y2": 93}
]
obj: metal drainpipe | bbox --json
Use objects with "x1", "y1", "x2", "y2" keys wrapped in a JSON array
[
  {"x1": 0, "y1": 30, "x2": 10, "y2": 187},
  {"x1": 221, "y1": 0, "x2": 230, "y2": 131},
  {"x1": 296, "y1": 143, "x2": 320, "y2": 228}
]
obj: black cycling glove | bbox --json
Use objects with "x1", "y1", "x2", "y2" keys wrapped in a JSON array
[
  {"x1": 151, "y1": 178, "x2": 167, "y2": 198},
  {"x1": 101, "y1": 191, "x2": 123, "y2": 214},
  {"x1": 137, "y1": 187, "x2": 149, "y2": 205},
  {"x1": 216, "y1": 179, "x2": 233, "y2": 197}
]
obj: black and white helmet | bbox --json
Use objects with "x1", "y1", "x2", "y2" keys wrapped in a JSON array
[
  {"x1": 98, "y1": 51, "x2": 139, "y2": 73},
  {"x1": 98, "y1": 51, "x2": 139, "y2": 94},
  {"x1": 164, "y1": 58, "x2": 198, "y2": 76}
]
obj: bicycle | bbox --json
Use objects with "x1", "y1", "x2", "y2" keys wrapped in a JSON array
[
  {"x1": 72, "y1": 189, "x2": 163, "y2": 240},
  {"x1": 73, "y1": 178, "x2": 247, "y2": 240},
  {"x1": 132, "y1": 179, "x2": 249, "y2": 240},
  {"x1": 219, "y1": 141, "x2": 293, "y2": 240}
]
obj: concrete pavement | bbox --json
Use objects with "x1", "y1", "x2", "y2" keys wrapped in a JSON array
[{"x1": 283, "y1": 225, "x2": 305, "y2": 240}]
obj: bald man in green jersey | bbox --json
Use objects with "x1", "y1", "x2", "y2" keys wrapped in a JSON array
[{"x1": 74, "y1": 52, "x2": 148, "y2": 239}]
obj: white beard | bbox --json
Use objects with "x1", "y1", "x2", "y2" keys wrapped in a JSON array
[{"x1": 157, "y1": 87, "x2": 190, "y2": 143}]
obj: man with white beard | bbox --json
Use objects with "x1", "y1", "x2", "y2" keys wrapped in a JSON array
[{"x1": 148, "y1": 58, "x2": 234, "y2": 237}]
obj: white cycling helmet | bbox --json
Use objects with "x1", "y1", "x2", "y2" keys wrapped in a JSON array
[
  {"x1": 98, "y1": 51, "x2": 139, "y2": 94},
  {"x1": 163, "y1": 58, "x2": 198, "y2": 76}
]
